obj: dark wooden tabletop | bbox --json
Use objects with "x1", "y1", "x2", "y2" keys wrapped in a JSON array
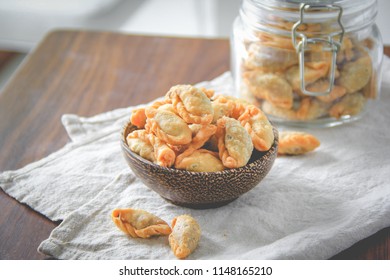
[{"x1": 0, "y1": 30, "x2": 389, "y2": 260}]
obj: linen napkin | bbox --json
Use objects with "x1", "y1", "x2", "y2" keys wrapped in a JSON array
[
  {"x1": 0, "y1": 125, "x2": 127, "y2": 221},
  {"x1": 0, "y1": 73, "x2": 233, "y2": 222},
  {"x1": 1, "y1": 60, "x2": 390, "y2": 259}
]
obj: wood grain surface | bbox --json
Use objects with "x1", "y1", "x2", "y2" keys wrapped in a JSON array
[{"x1": 0, "y1": 30, "x2": 389, "y2": 259}]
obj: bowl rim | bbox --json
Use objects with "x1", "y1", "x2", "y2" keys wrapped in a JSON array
[{"x1": 120, "y1": 119, "x2": 279, "y2": 175}]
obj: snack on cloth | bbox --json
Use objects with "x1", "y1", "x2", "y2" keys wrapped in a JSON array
[
  {"x1": 277, "y1": 131, "x2": 320, "y2": 156},
  {"x1": 169, "y1": 214, "x2": 201, "y2": 259},
  {"x1": 111, "y1": 208, "x2": 171, "y2": 238}
]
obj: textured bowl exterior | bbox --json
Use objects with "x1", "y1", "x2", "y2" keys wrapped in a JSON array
[{"x1": 121, "y1": 121, "x2": 278, "y2": 209}]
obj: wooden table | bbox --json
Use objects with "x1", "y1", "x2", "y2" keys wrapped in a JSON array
[{"x1": 0, "y1": 30, "x2": 389, "y2": 260}]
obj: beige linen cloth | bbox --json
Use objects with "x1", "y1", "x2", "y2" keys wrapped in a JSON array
[{"x1": 1, "y1": 59, "x2": 390, "y2": 259}]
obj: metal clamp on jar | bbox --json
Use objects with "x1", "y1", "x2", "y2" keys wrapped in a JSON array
[{"x1": 231, "y1": 0, "x2": 383, "y2": 127}]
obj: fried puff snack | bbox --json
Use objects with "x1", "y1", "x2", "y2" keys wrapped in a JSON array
[
  {"x1": 127, "y1": 129, "x2": 176, "y2": 167},
  {"x1": 175, "y1": 149, "x2": 224, "y2": 172},
  {"x1": 211, "y1": 95, "x2": 250, "y2": 122},
  {"x1": 243, "y1": 72, "x2": 293, "y2": 109},
  {"x1": 129, "y1": 101, "x2": 174, "y2": 129},
  {"x1": 285, "y1": 62, "x2": 329, "y2": 91},
  {"x1": 262, "y1": 98, "x2": 329, "y2": 121},
  {"x1": 306, "y1": 79, "x2": 346, "y2": 103},
  {"x1": 165, "y1": 85, "x2": 214, "y2": 125},
  {"x1": 337, "y1": 56, "x2": 372, "y2": 94},
  {"x1": 126, "y1": 131, "x2": 156, "y2": 163},
  {"x1": 278, "y1": 131, "x2": 320, "y2": 156},
  {"x1": 216, "y1": 116, "x2": 253, "y2": 168},
  {"x1": 145, "y1": 108, "x2": 192, "y2": 146},
  {"x1": 127, "y1": 85, "x2": 276, "y2": 170},
  {"x1": 174, "y1": 124, "x2": 217, "y2": 165},
  {"x1": 329, "y1": 92, "x2": 365, "y2": 119},
  {"x1": 130, "y1": 107, "x2": 147, "y2": 129},
  {"x1": 238, "y1": 105, "x2": 275, "y2": 152},
  {"x1": 244, "y1": 42, "x2": 298, "y2": 72},
  {"x1": 169, "y1": 214, "x2": 201, "y2": 259},
  {"x1": 111, "y1": 208, "x2": 172, "y2": 238}
]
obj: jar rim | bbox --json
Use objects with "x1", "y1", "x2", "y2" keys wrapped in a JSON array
[{"x1": 241, "y1": 0, "x2": 378, "y2": 35}]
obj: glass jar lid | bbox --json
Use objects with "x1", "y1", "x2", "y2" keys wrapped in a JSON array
[{"x1": 241, "y1": 0, "x2": 378, "y2": 35}]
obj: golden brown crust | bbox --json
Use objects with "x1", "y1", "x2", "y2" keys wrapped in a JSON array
[
  {"x1": 126, "y1": 130, "x2": 156, "y2": 163},
  {"x1": 243, "y1": 72, "x2": 293, "y2": 109},
  {"x1": 126, "y1": 86, "x2": 275, "y2": 171},
  {"x1": 216, "y1": 116, "x2": 253, "y2": 168},
  {"x1": 111, "y1": 208, "x2": 172, "y2": 238},
  {"x1": 127, "y1": 129, "x2": 176, "y2": 167},
  {"x1": 244, "y1": 42, "x2": 298, "y2": 72},
  {"x1": 211, "y1": 95, "x2": 248, "y2": 120},
  {"x1": 238, "y1": 105, "x2": 274, "y2": 151},
  {"x1": 329, "y1": 92, "x2": 365, "y2": 119},
  {"x1": 337, "y1": 56, "x2": 372, "y2": 93},
  {"x1": 308, "y1": 80, "x2": 347, "y2": 103},
  {"x1": 285, "y1": 63, "x2": 329, "y2": 91},
  {"x1": 147, "y1": 132, "x2": 176, "y2": 168},
  {"x1": 262, "y1": 98, "x2": 329, "y2": 121},
  {"x1": 238, "y1": 30, "x2": 376, "y2": 122},
  {"x1": 169, "y1": 214, "x2": 201, "y2": 259},
  {"x1": 145, "y1": 109, "x2": 192, "y2": 146},
  {"x1": 130, "y1": 108, "x2": 147, "y2": 129},
  {"x1": 174, "y1": 124, "x2": 217, "y2": 166},
  {"x1": 175, "y1": 149, "x2": 224, "y2": 172},
  {"x1": 278, "y1": 131, "x2": 320, "y2": 155},
  {"x1": 211, "y1": 95, "x2": 235, "y2": 123},
  {"x1": 165, "y1": 85, "x2": 214, "y2": 125},
  {"x1": 336, "y1": 37, "x2": 356, "y2": 64}
]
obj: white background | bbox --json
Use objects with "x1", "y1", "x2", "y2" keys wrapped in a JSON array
[{"x1": 0, "y1": 0, "x2": 389, "y2": 53}]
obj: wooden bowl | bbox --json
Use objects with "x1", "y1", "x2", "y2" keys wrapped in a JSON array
[{"x1": 121, "y1": 121, "x2": 278, "y2": 209}]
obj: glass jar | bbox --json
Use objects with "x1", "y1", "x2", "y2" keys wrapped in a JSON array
[{"x1": 231, "y1": 0, "x2": 383, "y2": 127}]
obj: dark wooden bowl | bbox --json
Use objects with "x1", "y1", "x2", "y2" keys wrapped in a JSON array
[{"x1": 121, "y1": 120, "x2": 279, "y2": 209}]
